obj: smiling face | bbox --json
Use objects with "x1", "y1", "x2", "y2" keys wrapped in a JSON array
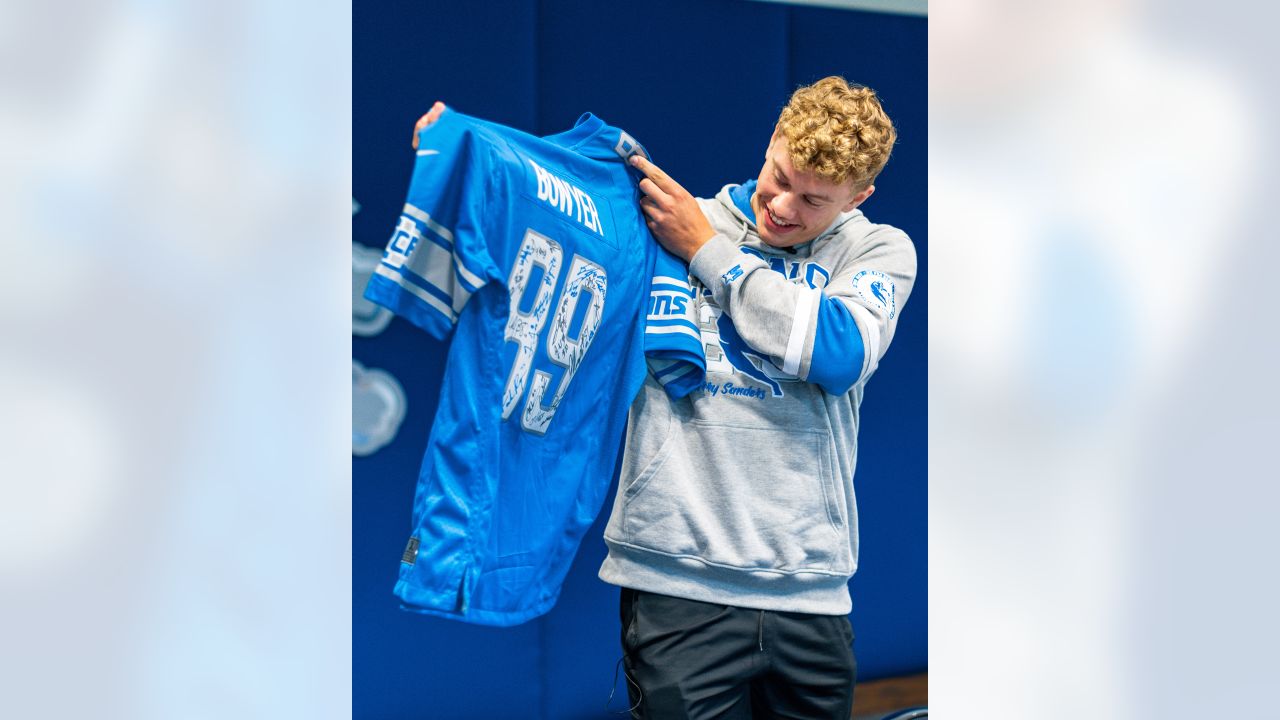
[{"x1": 750, "y1": 134, "x2": 873, "y2": 249}]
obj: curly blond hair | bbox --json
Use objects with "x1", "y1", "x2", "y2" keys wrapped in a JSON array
[{"x1": 775, "y1": 76, "x2": 896, "y2": 190}]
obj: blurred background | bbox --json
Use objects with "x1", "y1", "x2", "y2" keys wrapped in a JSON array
[
  {"x1": 929, "y1": 1, "x2": 1278, "y2": 718},
  {"x1": 3, "y1": 0, "x2": 1279, "y2": 718},
  {"x1": 0, "y1": 0, "x2": 352, "y2": 718},
  {"x1": 352, "y1": 1, "x2": 925, "y2": 718}
]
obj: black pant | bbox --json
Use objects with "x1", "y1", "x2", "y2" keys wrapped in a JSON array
[{"x1": 619, "y1": 587, "x2": 856, "y2": 719}]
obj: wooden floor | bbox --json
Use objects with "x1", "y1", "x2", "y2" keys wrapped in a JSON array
[{"x1": 851, "y1": 672, "x2": 927, "y2": 719}]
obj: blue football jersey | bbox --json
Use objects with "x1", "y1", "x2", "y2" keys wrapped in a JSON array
[{"x1": 363, "y1": 108, "x2": 704, "y2": 626}]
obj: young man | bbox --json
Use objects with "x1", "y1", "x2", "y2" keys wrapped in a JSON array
[
  {"x1": 408, "y1": 77, "x2": 915, "y2": 718},
  {"x1": 598, "y1": 76, "x2": 916, "y2": 719}
]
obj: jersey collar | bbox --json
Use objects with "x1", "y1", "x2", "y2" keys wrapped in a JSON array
[{"x1": 543, "y1": 113, "x2": 642, "y2": 163}]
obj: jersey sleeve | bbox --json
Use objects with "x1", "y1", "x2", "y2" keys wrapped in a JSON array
[
  {"x1": 363, "y1": 111, "x2": 497, "y2": 340},
  {"x1": 689, "y1": 226, "x2": 916, "y2": 395},
  {"x1": 642, "y1": 247, "x2": 706, "y2": 397}
]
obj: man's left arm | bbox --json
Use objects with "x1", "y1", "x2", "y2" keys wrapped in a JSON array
[
  {"x1": 630, "y1": 155, "x2": 916, "y2": 394},
  {"x1": 692, "y1": 229, "x2": 916, "y2": 394}
]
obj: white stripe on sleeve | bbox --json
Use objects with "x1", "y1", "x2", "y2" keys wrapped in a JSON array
[
  {"x1": 374, "y1": 264, "x2": 458, "y2": 323},
  {"x1": 783, "y1": 288, "x2": 818, "y2": 376}
]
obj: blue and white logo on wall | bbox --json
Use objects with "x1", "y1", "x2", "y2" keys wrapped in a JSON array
[
  {"x1": 353, "y1": 242, "x2": 394, "y2": 336},
  {"x1": 852, "y1": 270, "x2": 896, "y2": 319},
  {"x1": 353, "y1": 360, "x2": 407, "y2": 456}
]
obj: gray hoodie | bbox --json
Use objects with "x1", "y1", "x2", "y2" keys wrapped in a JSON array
[{"x1": 597, "y1": 182, "x2": 917, "y2": 615}]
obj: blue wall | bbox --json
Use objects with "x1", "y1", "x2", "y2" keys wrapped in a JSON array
[{"x1": 354, "y1": 2, "x2": 926, "y2": 717}]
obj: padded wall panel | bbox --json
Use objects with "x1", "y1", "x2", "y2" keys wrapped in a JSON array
[
  {"x1": 790, "y1": 6, "x2": 928, "y2": 679},
  {"x1": 536, "y1": 0, "x2": 789, "y2": 199}
]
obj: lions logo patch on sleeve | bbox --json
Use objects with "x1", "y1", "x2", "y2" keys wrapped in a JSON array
[
  {"x1": 852, "y1": 270, "x2": 897, "y2": 319},
  {"x1": 721, "y1": 264, "x2": 744, "y2": 285}
]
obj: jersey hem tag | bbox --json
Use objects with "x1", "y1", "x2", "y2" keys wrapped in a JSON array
[{"x1": 401, "y1": 536, "x2": 420, "y2": 565}]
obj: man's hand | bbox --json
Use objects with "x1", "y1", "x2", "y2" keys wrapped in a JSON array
[
  {"x1": 411, "y1": 101, "x2": 446, "y2": 149},
  {"x1": 630, "y1": 155, "x2": 716, "y2": 263}
]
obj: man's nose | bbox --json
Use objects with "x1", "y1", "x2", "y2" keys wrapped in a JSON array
[{"x1": 772, "y1": 193, "x2": 799, "y2": 218}]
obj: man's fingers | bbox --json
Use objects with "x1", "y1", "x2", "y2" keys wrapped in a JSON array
[
  {"x1": 630, "y1": 154, "x2": 664, "y2": 181},
  {"x1": 637, "y1": 177, "x2": 671, "y2": 204},
  {"x1": 412, "y1": 101, "x2": 447, "y2": 148},
  {"x1": 630, "y1": 155, "x2": 676, "y2": 191}
]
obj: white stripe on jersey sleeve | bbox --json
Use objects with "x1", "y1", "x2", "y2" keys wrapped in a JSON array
[
  {"x1": 374, "y1": 264, "x2": 458, "y2": 323},
  {"x1": 403, "y1": 203, "x2": 453, "y2": 241},
  {"x1": 399, "y1": 230, "x2": 474, "y2": 314},
  {"x1": 649, "y1": 278, "x2": 695, "y2": 295},
  {"x1": 403, "y1": 202, "x2": 486, "y2": 291},
  {"x1": 644, "y1": 324, "x2": 702, "y2": 342}
]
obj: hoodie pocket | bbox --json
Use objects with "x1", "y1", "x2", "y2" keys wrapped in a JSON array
[{"x1": 620, "y1": 419, "x2": 851, "y2": 574}]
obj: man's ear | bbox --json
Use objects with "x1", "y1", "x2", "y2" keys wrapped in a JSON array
[{"x1": 845, "y1": 185, "x2": 875, "y2": 211}]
